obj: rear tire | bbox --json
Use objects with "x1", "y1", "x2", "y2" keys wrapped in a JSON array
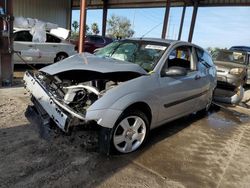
[{"x1": 111, "y1": 110, "x2": 149, "y2": 154}]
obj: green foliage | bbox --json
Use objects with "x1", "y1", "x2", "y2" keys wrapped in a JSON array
[
  {"x1": 91, "y1": 23, "x2": 100, "y2": 35},
  {"x1": 72, "y1": 20, "x2": 79, "y2": 32},
  {"x1": 70, "y1": 21, "x2": 90, "y2": 40},
  {"x1": 86, "y1": 24, "x2": 90, "y2": 34},
  {"x1": 107, "y1": 14, "x2": 135, "y2": 39},
  {"x1": 206, "y1": 47, "x2": 221, "y2": 59}
]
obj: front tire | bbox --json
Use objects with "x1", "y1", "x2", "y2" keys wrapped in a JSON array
[{"x1": 111, "y1": 110, "x2": 149, "y2": 154}]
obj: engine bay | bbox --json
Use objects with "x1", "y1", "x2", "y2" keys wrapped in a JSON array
[{"x1": 34, "y1": 70, "x2": 142, "y2": 116}]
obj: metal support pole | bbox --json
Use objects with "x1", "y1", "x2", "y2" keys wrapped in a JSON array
[
  {"x1": 161, "y1": 0, "x2": 170, "y2": 39},
  {"x1": 102, "y1": 0, "x2": 108, "y2": 37},
  {"x1": 0, "y1": 0, "x2": 13, "y2": 86},
  {"x1": 178, "y1": 5, "x2": 186, "y2": 40},
  {"x1": 67, "y1": 0, "x2": 73, "y2": 30},
  {"x1": 188, "y1": 1, "x2": 198, "y2": 42},
  {"x1": 79, "y1": 0, "x2": 87, "y2": 53}
]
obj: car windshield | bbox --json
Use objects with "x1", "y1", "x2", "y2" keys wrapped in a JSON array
[
  {"x1": 95, "y1": 40, "x2": 169, "y2": 72},
  {"x1": 214, "y1": 50, "x2": 246, "y2": 64}
]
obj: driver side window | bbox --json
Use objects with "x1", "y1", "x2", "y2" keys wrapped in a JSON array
[{"x1": 166, "y1": 45, "x2": 195, "y2": 71}]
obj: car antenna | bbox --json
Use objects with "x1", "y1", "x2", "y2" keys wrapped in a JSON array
[{"x1": 140, "y1": 22, "x2": 162, "y2": 39}]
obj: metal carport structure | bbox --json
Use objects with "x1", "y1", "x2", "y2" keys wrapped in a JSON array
[
  {"x1": 0, "y1": 0, "x2": 250, "y2": 85},
  {"x1": 74, "y1": 0, "x2": 250, "y2": 52}
]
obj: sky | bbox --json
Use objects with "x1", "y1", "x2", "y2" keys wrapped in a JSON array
[{"x1": 72, "y1": 7, "x2": 250, "y2": 49}]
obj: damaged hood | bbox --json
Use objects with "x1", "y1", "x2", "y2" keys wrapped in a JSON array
[
  {"x1": 215, "y1": 60, "x2": 247, "y2": 72},
  {"x1": 40, "y1": 53, "x2": 147, "y2": 75}
]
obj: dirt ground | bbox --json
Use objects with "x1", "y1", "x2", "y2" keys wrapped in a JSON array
[{"x1": 0, "y1": 86, "x2": 250, "y2": 188}]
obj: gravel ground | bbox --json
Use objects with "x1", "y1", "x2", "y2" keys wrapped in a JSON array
[{"x1": 0, "y1": 86, "x2": 250, "y2": 188}]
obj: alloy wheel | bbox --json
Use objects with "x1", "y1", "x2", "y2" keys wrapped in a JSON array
[{"x1": 113, "y1": 115, "x2": 147, "y2": 153}]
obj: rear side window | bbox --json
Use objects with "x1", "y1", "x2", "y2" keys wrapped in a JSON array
[
  {"x1": 105, "y1": 37, "x2": 113, "y2": 44},
  {"x1": 46, "y1": 34, "x2": 61, "y2": 43},
  {"x1": 14, "y1": 31, "x2": 32, "y2": 42},
  {"x1": 196, "y1": 48, "x2": 214, "y2": 67},
  {"x1": 95, "y1": 37, "x2": 105, "y2": 44},
  {"x1": 89, "y1": 36, "x2": 105, "y2": 44}
]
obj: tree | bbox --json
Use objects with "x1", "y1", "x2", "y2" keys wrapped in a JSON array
[
  {"x1": 85, "y1": 24, "x2": 90, "y2": 34},
  {"x1": 107, "y1": 14, "x2": 135, "y2": 39},
  {"x1": 71, "y1": 21, "x2": 90, "y2": 40},
  {"x1": 72, "y1": 21, "x2": 90, "y2": 34},
  {"x1": 91, "y1": 23, "x2": 100, "y2": 35},
  {"x1": 72, "y1": 21, "x2": 79, "y2": 33}
]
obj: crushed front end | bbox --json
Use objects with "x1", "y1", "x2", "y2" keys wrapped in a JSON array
[
  {"x1": 23, "y1": 67, "x2": 141, "y2": 132},
  {"x1": 23, "y1": 71, "x2": 100, "y2": 132}
]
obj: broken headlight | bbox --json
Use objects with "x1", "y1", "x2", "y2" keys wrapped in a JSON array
[{"x1": 229, "y1": 68, "x2": 243, "y2": 75}]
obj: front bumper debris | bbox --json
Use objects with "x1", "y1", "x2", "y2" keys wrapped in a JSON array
[
  {"x1": 23, "y1": 71, "x2": 87, "y2": 132},
  {"x1": 217, "y1": 73, "x2": 243, "y2": 89}
]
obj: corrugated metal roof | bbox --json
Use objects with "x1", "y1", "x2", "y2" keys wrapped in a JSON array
[{"x1": 72, "y1": 0, "x2": 250, "y2": 9}]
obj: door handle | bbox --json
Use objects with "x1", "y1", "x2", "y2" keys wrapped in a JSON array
[
  {"x1": 195, "y1": 75, "x2": 201, "y2": 80},
  {"x1": 52, "y1": 45, "x2": 58, "y2": 47},
  {"x1": 28, "y1": 45, "x2": 33, "y2": 47}
]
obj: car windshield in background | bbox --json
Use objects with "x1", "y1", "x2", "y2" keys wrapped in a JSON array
[
  {"x1": 95, "y1": 40, "x2": 169, "y2": 72},
  {"x1": 215, "y1": 51, "x2": 246, "y2": 64}
]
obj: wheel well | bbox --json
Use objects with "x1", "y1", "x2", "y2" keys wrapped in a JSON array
[
  {"x1": 56, "y1": 52, "x2": 68, "y2": 57},
  {"x1": 124, "y1": 102, "x2": 152, "y2": 125},
  {"x1": 54, "y1": 52, "x2": 68, "y2": 62}
]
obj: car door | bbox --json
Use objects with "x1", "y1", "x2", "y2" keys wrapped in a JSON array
[
  {"x1": 195, "y1": 48, "x2": 214, "y2": 110},
  {"x1": 157, "y1": 45, "x2": 206, "y2": 124},
  {"x1": 85, "y1": 36, "x2": 105, "y2": 53},
  {"x1": 34, "y1": 33, "x2": 59, "y2": 63},
  {"x1": 93, "y1": 36, "x2": 106, "y2": 48},
  {"x1": 13, "y1": 30, "x2": 37, "y2": 64}
]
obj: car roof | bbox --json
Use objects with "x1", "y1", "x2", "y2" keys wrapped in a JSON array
[
  {"x1": 230, "y1": 46, "x2": 250, "y2": 51},
  {"x1": 86, "y1": 35, "x2": 114, "y2": 40},
  {"x1": 122, "y1": 38, "x2": 190, "y2": 45},
  {"x1": 230, "y1": 46, "x2": 250, "y2": 48},
  {"x1": 119, "y1": 38, "x2": 205, "y2": 50}
]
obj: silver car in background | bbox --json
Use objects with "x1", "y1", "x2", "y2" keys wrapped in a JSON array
[
  {"x1": 214, "y1": 50, "x2": 248, "y2": 87},
  {"x1": 23, "y1": 39, "x2": 217, "y2": 154}
]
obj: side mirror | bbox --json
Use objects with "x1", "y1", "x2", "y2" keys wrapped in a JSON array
[{"x1": 162, "y1": 66, "x2": 187, "y2": 77}]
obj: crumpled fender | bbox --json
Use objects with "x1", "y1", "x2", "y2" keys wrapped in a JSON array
[{"x1": 86, "y1": 91, "x2": 160, "y2": 128}]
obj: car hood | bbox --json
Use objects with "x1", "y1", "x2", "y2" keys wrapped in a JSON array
[
  {"x1": 214, "y1": 61, "x2": 247, "y2": 71},
  {"x1": 40, "y1": 53, "x2": 148, "y2": 75}
]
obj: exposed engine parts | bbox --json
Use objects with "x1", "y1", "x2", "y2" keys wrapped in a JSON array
[
  {"x1": 62, "y1": 81, "x2": 119, "y2": 114},
  {"x1": 35, "y1": 71, "x2": 123, "y2": 116},
  {"x1": 63, "y1": 85, "x2": 100, "y2": 114}
]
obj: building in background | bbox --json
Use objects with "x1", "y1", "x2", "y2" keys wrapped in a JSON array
[{"x1": 13, "y1": 0, "x2": 72, "y2": 29}]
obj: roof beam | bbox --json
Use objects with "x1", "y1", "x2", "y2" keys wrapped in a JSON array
[
  {"x1": 102, "y1": 0, "x2": 108, "y2": 36},
  {"x1": 188, "y1": 0, "x2": 198, "y2": 42},
  {"x1": 161, "y1": 0, "x2": 171, "y2": 39},
  {"x1": 72, "y1": 0, "x2": 250, "y2": 9},
  {"x1": 178, "y1": 4, "x2": 186, "y2": 40}
]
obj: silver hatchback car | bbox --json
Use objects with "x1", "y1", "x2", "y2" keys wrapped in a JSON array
[{"x1": 24, "y1": 39, "x2": 217, "y2": 154}]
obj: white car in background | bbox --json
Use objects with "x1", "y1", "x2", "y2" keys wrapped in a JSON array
[{"x1": 13, "y1": 29, "x2": 76, "y2": 64}]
